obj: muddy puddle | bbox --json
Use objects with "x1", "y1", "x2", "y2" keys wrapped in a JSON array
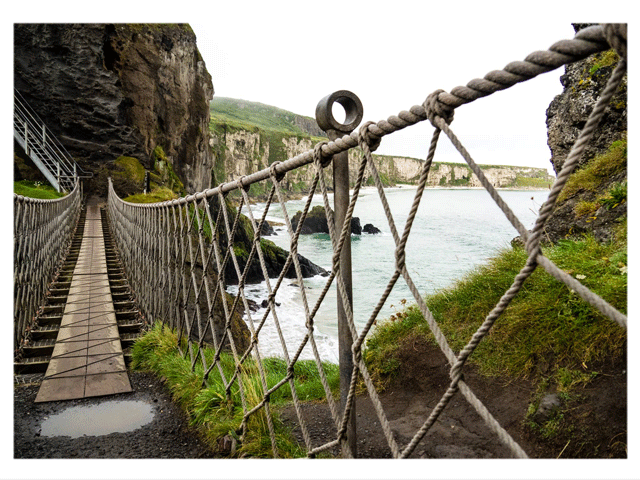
[{"x1": 40, "y1": 400, "x2": 154, "y2": 438}]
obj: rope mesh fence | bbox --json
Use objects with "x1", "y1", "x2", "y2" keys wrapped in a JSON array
[
  {"x1": 104, "y1": 24, "x2": 626, "y2": 458},
  {"x1": 13, "y1": 183, "x2": 83, "y2": 354}
]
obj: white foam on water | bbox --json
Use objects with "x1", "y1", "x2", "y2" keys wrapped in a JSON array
[{"x1": 227, "y1": 276, "x2": 339, "y2": 363}]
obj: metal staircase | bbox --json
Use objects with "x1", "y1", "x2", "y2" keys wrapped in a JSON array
[{"x1": 13, "y1": 89, "x2": 91, "y2": 192}]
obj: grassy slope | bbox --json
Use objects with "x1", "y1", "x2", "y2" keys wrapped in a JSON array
[
  {"x1": 210, "y1": 97, "x2": 320, "y2": 136},
  {"x1": 365, "y1": 219, "x2": 626, "y2": 382},
  {"x1": 14, "y1": 180, "x2": 66, "y2": 199}
]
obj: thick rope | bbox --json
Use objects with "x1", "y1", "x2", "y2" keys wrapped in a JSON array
[{"x1": 14, "y1": 184, "x2": 82, "y2": 354}]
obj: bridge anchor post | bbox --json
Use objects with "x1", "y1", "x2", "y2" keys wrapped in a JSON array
[{"x1": 315, "y1": 90, "x2": 363, "y2": 458}]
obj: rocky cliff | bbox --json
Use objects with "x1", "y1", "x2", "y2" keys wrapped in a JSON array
[
  {"x1": 543, "y1": 24, "x2": 627, "y2": 243},
  {"x1": 14, "y1": 23, "x2": 214, "y2": 195},
  {"x1": 210, "y1": 99, "x2": 554, "y2": 195},
  {"x1": 210, "y1": 123, "x2": 554, "y2": 195}
]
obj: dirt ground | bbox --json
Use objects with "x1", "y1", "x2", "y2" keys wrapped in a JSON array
[
  {"x1": 280, "y1": 337, "x2": 627, "y2": 459},
  {"x1": 13, "y1": 339, "x2": 626, "y2": 460}
]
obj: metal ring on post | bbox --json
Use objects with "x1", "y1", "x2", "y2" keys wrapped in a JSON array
[{"x1": 315, "y1": 90, "x2": 364, "y2": 135}]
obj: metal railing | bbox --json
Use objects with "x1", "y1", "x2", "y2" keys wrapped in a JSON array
[
  {"x1": 105, "y1": 24, "x2": 626, "y2": 458},
  {"x1": 13, "y1": 183, "x2": 83, "y2": 352},
  {"x1": 13, "y1": 89, "x2": 92, "y2": 192}
]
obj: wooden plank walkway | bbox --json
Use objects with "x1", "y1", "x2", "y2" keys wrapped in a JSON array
[{"x1": 35, "y1": 203, "x2": 132, "y2": 402}]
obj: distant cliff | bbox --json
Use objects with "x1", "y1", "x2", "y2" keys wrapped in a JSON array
[
  {"x1": 209, "y1": 98, "x2": 554, "y2": 196},
  {"x1": 14, "y1": 23, "x2": 214, "y2": 195}
]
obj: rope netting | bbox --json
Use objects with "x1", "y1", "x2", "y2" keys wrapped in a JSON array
[
  {"x1": 13, "y1": 183, "x2": 83, "y2": 353},
  {"x1": 105, "y1": 24, "x2": 626, "y2": 458}
]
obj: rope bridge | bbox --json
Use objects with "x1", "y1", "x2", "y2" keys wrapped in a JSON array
[
  {"x1": 14, "y1": 183, "x2": 83, "y2": 353},
  {"x1": 97, "y1": 24, "x2": 626, "y2": 457}
]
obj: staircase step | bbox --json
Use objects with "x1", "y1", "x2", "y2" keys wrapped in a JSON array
[
  {"x1": 112, "y1": 292, "x2": 131, "y2": 302},
  {"x1": 110, "y1": 285, "x2": 130, "y2": 293},
  {"x1": 31, "y1": 324, "x2": 60, "y2": 341},
  {"x1": 45, "y1": 295, "x2": 68, "y2": 305},
  {"x1": 14, "y1": 356, "x2": 50, "y2": 374},
  {"x1": 22, "y1": 339, "x2": 56, "y2": 357},
  {"x1": 48, "y1": 287, "x2": 70, "y2": 296},
  {"x1": 120, "y1": 333, "x2": 142, "y2": 347},
  {"x1": 117, "y1": 318, "x2": 144, "y2": 332},
  {"x1": 115, "y1": 309, "x2": 140, "y2": 320},
  {"x1": 113, "y1": 300, "x2": 135, "y2": 310},
  {"x1": 35, "y1": 313, "x2": 63, "y2": 326},
  {"x1": 41, "y1": 304, "x2": 64, "y2": 315}
]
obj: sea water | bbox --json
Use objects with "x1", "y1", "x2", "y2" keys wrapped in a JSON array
[{"x1": 228, "y1": 187, "x2": 550, "y2": 363}]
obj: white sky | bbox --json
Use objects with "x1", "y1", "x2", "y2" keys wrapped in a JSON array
[{"x1": 189, "y1": 2, "x2": 621, "y2": 175}]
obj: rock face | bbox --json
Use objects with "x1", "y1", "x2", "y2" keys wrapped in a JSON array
[
  {"x1": 542, "y1": 24, "x2": 627, "y2": 243},
  {"x1": 14, "y1": 23, "x2": 214, "y2": 194},
  {"x1": 546, "y1": 24, "x2": 627, "y2": 175},
  {"x1": 211, "y1": 122, "x2": 554, "y2": 195}
]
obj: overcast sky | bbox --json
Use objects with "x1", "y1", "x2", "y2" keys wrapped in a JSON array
[{"x1": 188, "y1": 2, "x2": 614, "y2": 175}]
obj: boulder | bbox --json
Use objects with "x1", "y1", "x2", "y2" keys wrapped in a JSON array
[
  {"x1": 363, "y1": 223, "x2": 381, "y2": 234},
  {"x1": 532, "y1": 394, "x2": 562, "y2": 424},
  {"x1": 259, "y1": 220, "x2": 276, "y2": 236},
  {"x1": 291, "y1": 205, "x2": 362, "y2": 235},
  {"x1": 541, "y1": 23, "x2": 627, "y2": 244}
]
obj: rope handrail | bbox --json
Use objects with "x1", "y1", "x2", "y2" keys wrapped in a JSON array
[
  {"x1": 104, "y1": 23, "x2": 626, "y2": 458},
  {"x1": 14, "y1": 183, "x2": 83, "y2": 353}
]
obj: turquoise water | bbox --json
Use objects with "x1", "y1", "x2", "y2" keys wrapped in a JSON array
[{"x1": 231, "y1": 187, "x2": 550, "y2": 362}]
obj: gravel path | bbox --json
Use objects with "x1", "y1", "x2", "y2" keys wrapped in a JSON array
[{"x1": 14, "y1": 371, "x2": 214, "y2": 459}]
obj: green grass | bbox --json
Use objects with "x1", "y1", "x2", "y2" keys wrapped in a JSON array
[
  {"x1": 558, "y1": 136, "x2": 626, "y2": 203},
  {"x1": 364, "y1": 220, "x2": 627, "y2": 385},
  {"x1": 14, "y1": 180, "x2": 65, "y2": 199},
  {"x1": 587, "y1": 50, "x2": 620, "y2": 76},
  {"x1": 210, "y1": 97, "x2": 319, "y2": 136},
  {"x1": 131, "y1": 323, "x2": 339, "y2": 457},
  {"x1": 123, "y1": 186, "x2": 178, "y2": 203},
  {"x1": 598, "y1": 181, "x2": 626, "y2": 210},
  {"x1": 513, "y1": 175, "x2": 553, "y2": 189},
  {"x1": 115, "y1": 156, "x2": 146, "y2": 183}
]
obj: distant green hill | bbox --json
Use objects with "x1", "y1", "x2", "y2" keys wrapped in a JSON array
[{"x1": 210, "y1": 97, "x2": 325, "y2": 137}]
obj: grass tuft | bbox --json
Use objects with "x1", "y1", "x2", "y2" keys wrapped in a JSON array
[
  {"x1": 14, "y1": 180, "x2": 65, "y2": 199},
  {"x1": 558, "y1": 136, "x2": 626, "y2": 203},
  {"x1": 124, "y1": 186, "x2": 178, "y2": 204},
  {"x1": 114, "y1": 156, "x2": 146, "y2": 183},
  {"x1": 130, "y1": 323, "x2": 338, "y2": 457}
]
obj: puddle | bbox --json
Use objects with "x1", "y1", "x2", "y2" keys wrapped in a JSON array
[{"x1": 40, "y1": 400, "x2": 154, "y2": 438}]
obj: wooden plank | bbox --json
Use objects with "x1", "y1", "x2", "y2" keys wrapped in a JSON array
[{"x1": 35, "y1": 204, "x2": 133, "y2": 403}]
